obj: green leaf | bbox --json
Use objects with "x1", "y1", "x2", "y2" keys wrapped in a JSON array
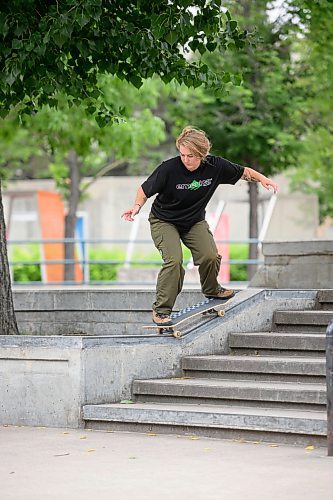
[
  {"x1": 76, "y1": 13, "x2": 90, "y2": 28},
  {"x1": 232, "y1": 73, "x2": 243, "y2": 85},
  {"x1": 53, "y1": 31, "x2": 67, "y2": 48},
  {"x1": 151, "y1": 13, "x2": 169, "y2": 40},
  {"x1": 129, "y1": 75, "x2": 142, "y2": 89},
  {"x1": 189, "y1": 39, "x2": 199, "y2": 52},
  {"x1": 197, "y1": 43, "x2": 206, "y2": 55},
  {"x1": 229, "y1": 21, "x2": 238, "y2": 32},
  {"x1": 222, "y1": 72, "x2": 231, "y2": 83},
  {"x1": 207, "y1": 42, "x2": 217, "y2": 52},
  {"x1": 12, "y1": 39, "x2": 23, "y2": 50},
  {"x1": 165, "y1": 31, "x2": 178, "y2": 47}
]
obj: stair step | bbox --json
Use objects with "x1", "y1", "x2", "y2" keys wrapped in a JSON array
[
  {"x1": 273, "y1": 310, "x2": 333, "y2": 332},
  {"x1": 274, "y1": 310, "x2": 333, "y2": 327},
  {"x1": 182, "y1": 355, "x2": 326, "y2": 379},
  {"x1": 317, "y1": 289, "x2": 333, "y2": 307},
  {"x1": 83, "y1": 402, "x2": 326, "y2": 446},
  {"x1": 229, "y1": 332, "x2": 325, "y2": 351},
  {"x1": 133, "y1": 378, "x2": 326, "y2": 407}
]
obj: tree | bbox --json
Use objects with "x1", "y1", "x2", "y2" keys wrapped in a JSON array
[
  {"x1": 166, "y1": 0, "x2": 303, "y2": 278},
  {"x1": 286, "y1": 0, "x2": 333, "y2": 222},
  {"x1": 27, "y1": 76, "x2": 166, "y2": 281},
  {"x1": 0, "y1": 173, "x2": 19, "y2": 335},
  {"x1": 0, "y1": 1, "x2": 246, "y2": 334},
  {"x1": 0, "y1": 116, "x2": 41, "y2": 334}
]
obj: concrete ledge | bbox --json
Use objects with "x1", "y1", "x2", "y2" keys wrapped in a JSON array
[
  {"x1": 251, "y1": 241, "x2": 333, "y2": 288},
  {"x1": 12, "y1": 288, "x2": 204, "y2": 312},
  {"x1": 13, "y1": 289, "x2": 207, "y2": 336},
  {"x1": 263, "y1": 240, "x2": 333, "y2": 257}
]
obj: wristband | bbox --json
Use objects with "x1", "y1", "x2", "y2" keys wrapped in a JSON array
[{"x1": 135, "y1": 203, "x2": 142, "y2": 208}]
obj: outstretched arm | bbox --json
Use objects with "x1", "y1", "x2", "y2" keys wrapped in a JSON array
[
  {"x1": 241, "y1": 167, "x2": 278, "y2": 193},
  {"x1": 121, "y1": 186, "x2": 148, "y2": 222}
]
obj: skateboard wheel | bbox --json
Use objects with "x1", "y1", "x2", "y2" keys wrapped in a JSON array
[
  {"x1": 218, "y1": 310, "x2": 225, "y2": 317},
  {"x1": 173, "y1": 330, "x2": 182, "y2": 338}
]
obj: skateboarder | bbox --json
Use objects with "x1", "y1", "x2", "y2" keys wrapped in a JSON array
[{"x1": 122, "y1": 126, "x2": 278, "y2": 326}]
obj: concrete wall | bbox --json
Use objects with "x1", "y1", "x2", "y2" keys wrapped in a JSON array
[
  {"x1": 0, "y1": 288, "x2": 317, "y2": 428},
  {"x1": 251, "y1": 241, "x2": 333, "y2": 289},
  {"x1": 0, "y1": 342, "x2": 83, "y2": 427}
]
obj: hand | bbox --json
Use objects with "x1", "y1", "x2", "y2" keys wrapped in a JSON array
[
  {"x1": 121, "y1": 205, "x2": 140, "y2": 222},
  {"x1": 261, "y1": 177, "x2": 278, "y2": 194}
]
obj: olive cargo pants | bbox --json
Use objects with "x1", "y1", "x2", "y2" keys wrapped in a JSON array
[{"x1": 149, "y1": 214, "x2": 222, "y2": 314}]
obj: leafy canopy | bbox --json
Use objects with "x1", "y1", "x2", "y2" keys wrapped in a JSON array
[
  {"x1": 0, "y1": 0, "x2": 248, "y2": 117},
  {"x1": 167, "y1": 0, "x2": 302, "y2": 177},
  {"x1": 286, "y1": 0, "x2": 333, "y2": 220},
  {"x1": 0, "y1": 75, "x2": 166, "y2": 190}
]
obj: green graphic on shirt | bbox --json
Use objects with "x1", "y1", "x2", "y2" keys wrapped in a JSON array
[{"x1": 189, "y1": 180, "x2": 201, "y2": 190}]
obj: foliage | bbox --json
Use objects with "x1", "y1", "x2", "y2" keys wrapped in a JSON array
[
  {"x1": 10, "y1": 245, "x2": 42, "y2": 282},
  {"x1": 286, "y1": 0, "x2": 333, "y2": 220},
  {"x1": 0, "y1": 75, "x2": 166, "y2": 197},
  {"x1": 88, "y1": 244, "x2": 250, "y2": 282},
  {"x1": 0, "y1": 112, "x2": 42, "y2": 182},
  {"x1": 36, "y1": 77, "x2": 166, "y2": 198},
  {"x1": 0, "y1": 1, "x2": 249, "y2": 119},
  {"x1": 88, "y1": 247, "x2": 121, "y2": 281},
  {"x1": 163, "y1": 0, "x2": 304, "y2": 278},
  {"x1": 167, "y1": 1, "x2": 303, "y2": 175},
  {"x1": 229, "y1": 244, "x2": 248, "y2": 281}
]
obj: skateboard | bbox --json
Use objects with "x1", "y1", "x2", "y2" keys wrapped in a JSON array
[{"x1": 142, "y1": 296, "x2": 234, "y2": 338}]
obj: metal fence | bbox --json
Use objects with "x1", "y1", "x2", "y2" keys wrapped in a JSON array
[{"x1": 7, "y1": 238, "x2": 263, "y2": 286}]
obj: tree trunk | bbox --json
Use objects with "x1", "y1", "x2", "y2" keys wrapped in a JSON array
[
  {"x1": 0, "y1": 180, "x2": 19, "y2": 335},
  {"x1": 248, "y1": 181, "x2": 259, "y2": 281},
  {"x1": 64, "y1": 151, "x2": 81, "y2": 282}
]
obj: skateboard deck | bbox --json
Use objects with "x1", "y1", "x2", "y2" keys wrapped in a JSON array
[{"x1": 142, "y1": 296, "x2": 234, "y2": 338}]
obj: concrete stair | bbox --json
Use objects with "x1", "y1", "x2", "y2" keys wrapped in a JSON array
[
  {"x1": 132, "y1": 378, "x2": 326, "y2": 409},
  {"x1": 83, "y1": 289, "x2": 330, "y2": 446},
  {"x1": 83, "y1": 403, "x2": 326, "y2": 445},
  {"x1": 273, "y1": 310, "x2": 333, "y2": 333},
  {"x1": 182, "y1": 353, "x2": 326, "y2": 382}
]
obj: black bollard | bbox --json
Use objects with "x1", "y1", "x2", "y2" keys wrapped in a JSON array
[{"x1": 326, "y1": 319, "x2": 333, "y2": 456}]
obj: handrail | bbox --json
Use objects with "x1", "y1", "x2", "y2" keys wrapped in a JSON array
[{"x1": 327, "y1": 320, "x2": 333, "y2": 456}]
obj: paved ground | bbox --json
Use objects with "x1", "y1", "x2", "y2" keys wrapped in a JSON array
[{"x1": 1, "y1": 426, "x2": 332, "y2": 500}]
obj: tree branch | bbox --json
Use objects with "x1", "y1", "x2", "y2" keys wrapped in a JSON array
[{"x1": 80, "y1": 159, "x2": 127, "y2": 195}]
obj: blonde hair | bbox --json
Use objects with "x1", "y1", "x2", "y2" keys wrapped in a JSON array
[{"x1": 176, "y1": 126, "x2": 211, "y2": 159}]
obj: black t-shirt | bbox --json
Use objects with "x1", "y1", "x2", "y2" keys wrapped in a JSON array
[{"x1": 141, "y1": 155, "x2": 244, "y2": 232}]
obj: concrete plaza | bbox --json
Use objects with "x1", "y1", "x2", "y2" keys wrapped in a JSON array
[{"x1": 1, "y1": 425, "x2": 332, "y2": 500}]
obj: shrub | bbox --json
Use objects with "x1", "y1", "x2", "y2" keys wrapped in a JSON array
[
  {"x1": 88, "y1": 247, "x2": 122, "y2": 281},
  {"x1": 11, "y1": 245, "x2": 42, "y2": 282},
  {"x1": 229, "y1": 244, "x2": 248, "y2": 281}
]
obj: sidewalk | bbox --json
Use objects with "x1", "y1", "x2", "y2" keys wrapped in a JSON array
[{"x1": 1, "y1": 425, "x2": 332, "y2": 500}]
